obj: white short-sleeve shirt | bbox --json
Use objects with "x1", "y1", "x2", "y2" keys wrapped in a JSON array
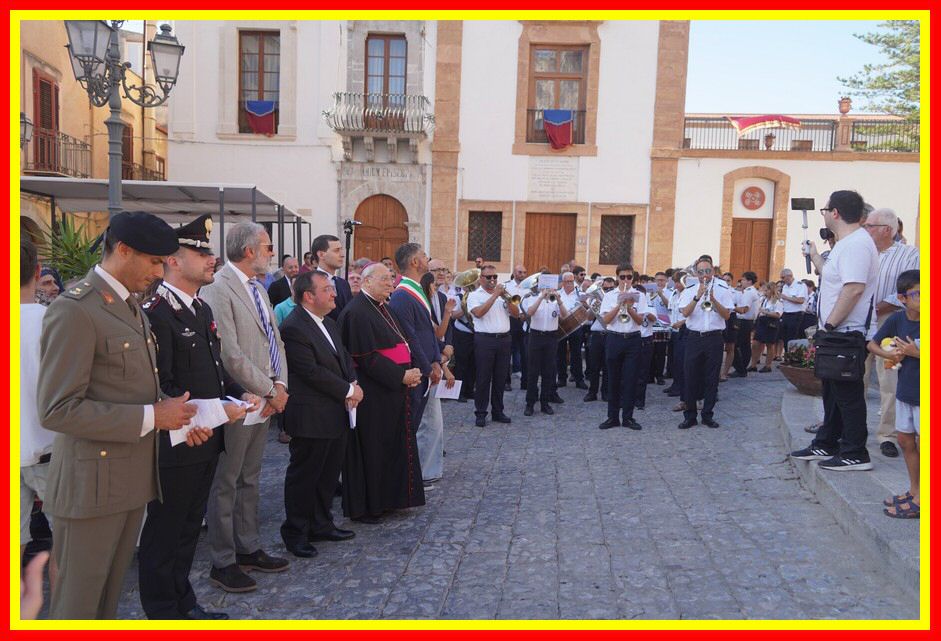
[
  {"x1": 738, "y1": 286, "x2": 761, "y2": 321},
  {"x1": 818, "y1": 227, "x2": 879, "y2": 332},
  {"x1": 678, "y1": 279, "x2": 735, "y2": 332},
  {"x1": 467, "y1": 287, "x2": 511, "y2": 334},
  {"x1": 781, "y1": 280, "x2": 809, "y2": 313},
  {"x1": 599, "y1": 287, "x2": 649, "y2": 334},
  {"x1": 523, "y1": 293, "x2": 560, "y2": 331}
]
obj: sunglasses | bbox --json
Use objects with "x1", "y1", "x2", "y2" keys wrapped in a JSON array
[
  {"x1": 696, "y1": 268, "x2": 713, "y2": 275},
  {"x1": 618, "y1": 274, "x2": 633, "y2": 280},
  {"x1": 902, "y1": 290, "x2": 920, "y2": 300},
  {"x1": 482, "y1": 275, "x2": 499, "y2": 281}
]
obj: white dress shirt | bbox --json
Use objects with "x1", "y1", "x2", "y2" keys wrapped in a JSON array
[
  {"x1": 781, "y1": 280, "x2": 808, "y2": 313},
  {"x1": 303, "y1": 307, "x2": 355, "y2": 399},
  {"x1": 95, "y1": 265, "x2": 154, "y2": 435},
  {"x1": 523, "y1": 293, "x2": 561, "y2": 331},
  {"x1": 737, "y1": 286, "x2": 760, "y2": 321},
  {"x1": 162, "y1": 281, "x2": 198, "y2": 314},
  {"x1": 679, "y1": 279, "x2": 734, "y2": 332},
  {"x1": 599, "y1": 287, "x2": 650, "y2": 334},
  {"x1": 668, "y1": 288, "x2": 686, "y2": 329},
  {"x1": 467, "y1": 287, "x2": 511, "y2": 334}
]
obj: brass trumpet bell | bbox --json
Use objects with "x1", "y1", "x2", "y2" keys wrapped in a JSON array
[{"x1": 454, "y1": 268, "x2": 481, "y2": 289}]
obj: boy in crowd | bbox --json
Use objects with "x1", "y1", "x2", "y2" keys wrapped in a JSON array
[{"x1": 867, "y1": 269, "x2": 920, "y2": 518}]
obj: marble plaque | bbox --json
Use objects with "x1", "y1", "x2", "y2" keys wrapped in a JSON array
[{"x1": 527, "y1": 157, "x2": 579, "y2": 202}]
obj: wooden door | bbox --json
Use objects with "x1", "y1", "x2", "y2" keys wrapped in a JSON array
[
  {"x1": 353, "y1": 194, "x2": 409, "y2": 262},
  {"x1": 730, "y1": 218, "x2": 773, "y2": 282},
  {"x1": 523, "y1": 212, "x2": 577, "y2": 273},
  {"x1": 32, "y1": 69, "x2": 59, "y2": 173}
]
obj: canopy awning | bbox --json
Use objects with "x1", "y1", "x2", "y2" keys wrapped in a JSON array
[{"x1": 19, "y1": 176, "x2": 300, "y2": 223}]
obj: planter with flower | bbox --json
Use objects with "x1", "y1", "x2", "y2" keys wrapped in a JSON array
[{"x1": 780, "y1": 343, "x2": 823, "y2": 396}]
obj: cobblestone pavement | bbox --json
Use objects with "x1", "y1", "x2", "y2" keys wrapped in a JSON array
[{"x1": 115, "y1": 368, "x2": 917, "y2": 620}]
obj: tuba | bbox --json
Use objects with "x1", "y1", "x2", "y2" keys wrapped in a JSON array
[
  {"x1": 454, "y1": 268, "x2": 481, "y2": 327},
  {"x1": 580, "y1": 279, "x2": 605, "y2": 317}
]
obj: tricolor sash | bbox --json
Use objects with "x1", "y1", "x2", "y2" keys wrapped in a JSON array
[{"x1": 396, "y1": 277, "x2": 432, "y2": 318}]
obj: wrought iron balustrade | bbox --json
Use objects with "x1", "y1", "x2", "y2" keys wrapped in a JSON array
[
  {"x1": 24, "y1": 129, "x2": 91, "y2": 178},
  {"x1": 323, "y1": 92, "x2": 434, "y2": 135}
]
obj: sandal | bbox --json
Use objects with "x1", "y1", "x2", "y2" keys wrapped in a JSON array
[
  {"x1": 884, "y1": 497, "x2": 920, "y2": 519},
  {"x1": 883, "y1": 491, "x2": 914, "y2": 507}
]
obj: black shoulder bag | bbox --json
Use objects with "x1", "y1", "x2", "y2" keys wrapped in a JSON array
[{"x1": 813, "y1": 297, "x2": 873, "y2": 382}]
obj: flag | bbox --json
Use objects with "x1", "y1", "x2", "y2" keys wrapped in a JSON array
[
  {"x1": 543, "y1": 109, "x2": 573, "y2": 149},
  {"x1": 245, "y1": 100, "x2": 277, "y2": 136},
  {"x1": 726, "y1": 114, "x2": 801, "y2": 136}
]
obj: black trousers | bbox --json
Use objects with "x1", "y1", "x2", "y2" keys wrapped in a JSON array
[
  {"x1": 605, "y1": 332, "x2": 641, "y2": 421},
  {"x1": 683, "y1": 332, "x2": 723, "y2": 422},
  {"x1": 557, "y1": 331, "x2": 585, "y2": 384},
  {"x1": 281, "y1": 431, "x2": 348, "y2": 546},
  {"x1": 732, "y1": 319, "x2": 754, "y2": 375},
  {"x1": 650, "y1": 339, "x2": 667, "y2": 382},
  {"x1": 474, "y1": 334, "x2": 511, "y2": 417},
  {"x1": 671, "y1": 329, "x2": 688, "y2": 393},
  {"x1": 586, "y1": 331, "x2": 608, "y2": 394},
  {"x1": 139, "y1": 457, "x2": 218, "y2": 619},
  {"x1": 812, "y1": 378, "x2": 869, "y2": 460},
  {"x1": 635, "y1": 335, "x2": 654, "y2": 407},
  {"x1": 452, "y1": 328, "x2": 476, "y2": 399},
  {"x1": 781, "y1": 312, "x2": 803, "y2": 348},
  {"x1": 510, "y1": 318, "x2": 527, "y2": 376},
  {"x1": 665, "y1": 333, "x2": 674, "y2": 378},
  {"x1": 526, "y1": 330, "x2": 558, "y2": 404}
]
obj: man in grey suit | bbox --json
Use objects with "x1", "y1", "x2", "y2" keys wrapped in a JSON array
[
  {"x1": 199, "y1": 222, "x2": 290, "y2": 592},
  {"x1": 37, "y1": 212, "x2": 204, "y2": 619}
]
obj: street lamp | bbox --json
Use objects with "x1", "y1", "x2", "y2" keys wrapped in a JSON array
[
  {"x1": 20, "y1": 112, "x2": 33, "y2": 148},
  {"x1": 65, "y1": 20, "x2": 184, "y2": 217}
]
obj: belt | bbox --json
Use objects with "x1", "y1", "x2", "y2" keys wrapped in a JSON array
[
  {"x1": 38, "y1": 453, "x2": 52, "y2": 464},
  {"x1": 687, "y1": 329, "x2": 723, "y2": 337},
  {"x1": 605, "y1": 330, "x2": 640, "y2": 338},
  {"x1": 476, "y1": 332, "x2": 510, "y2": 338},
  {"x1": 529, "y1": 329, "x2": 557, "y2": 335}
]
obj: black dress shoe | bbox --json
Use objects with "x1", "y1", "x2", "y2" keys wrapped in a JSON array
[
  {"x1": 598, "y1": 417, "x2": 620, "y2": 430},
  {"x1": 309, "y1": 527, "x2": 356, "y2": 542},
  {"x1": 583, "y1": 392, "x2": 597, "y2": 402},
  {"x1": 634, "y1": 403, "x2": 645, "y2": 410},
  {"x1": 662, "y1": 387, "x2": 675, "y2": 394},
  {"x1": 523, "y1": 405, "x2": 534, "y2": 417},
  {"x1": 351, "y1": 514, "x2": 382, "y2": 524},
  {"x1": 728, "y1": 372, "x2": 747, "y2": 379},
  {"x1": 678, "y1": 419, "x2": 697, "y2": 430},
  {"x1": 236, "y1": 549, "x2": 289, "y2": 572},
  {"x1": 457, "y1": 397, "x2": 469, "y2": 403},
  {"x1": 540, "y1": 403, "x2": 554, "y2": 415},
  {"x1": 655, "y1": 378, "x2": 666, "y2": 385},
  {"x1": 702, "y1": 418, "x2": 720, "y2": 428},
  {"x1": 549, "y1": 394, "x2": 565, "y2": 404},
  {"x1": 504, "y1": 383, "x2": 512, "y2": 392},
  {"x1": 184, "y1": 604, "x2": 230, "y2": 620},
  {"x1": 475, "y1": 416, "x2": 486, "y2": 427},
  {"x1": 492, "y1": 413, "x2": 512, "y2": 424},
  {"x1": 575, "y1": 381, "x2": 589, "y2": 390},
  {"x1": 556, "y1": 380, "x2": 567, "y2": 388},
  {"x1": 624, "y1": 418, "x2": 642, "y2": 430},
  {"x1": 667, "y1": 390, "x2": 681, "y2": 397},
  {"x1": 284, "y1": 541, "x2": 318, "y2": 558},
  {"x1": 209, "y1": 564, "x2": 257, "y2": 593}
]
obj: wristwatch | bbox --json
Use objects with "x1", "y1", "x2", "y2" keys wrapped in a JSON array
[
  {"x1": 693, "y1": 297, "x2": 701, "y2": 302},
  {"x1": 824, "y1": 322, "x2": 835, "y2": 331}
]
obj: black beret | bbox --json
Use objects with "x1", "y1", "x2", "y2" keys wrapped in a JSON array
[
  {"x1": 109, "y1": 211, "x2": 178, "y2": 256},
  {"x1": 176, "y1": 214, "x2": 214, "y2": 255}
]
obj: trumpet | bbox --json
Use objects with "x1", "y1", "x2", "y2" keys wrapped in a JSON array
[
  {"x1": 501, "y1": 290, "x2": 522, "y2": 305},
  {"x1": 618, "y1": 303, "x2": 631, "y2": 323},
  {"x1": 701, "y1": 281, "x2": 714, "y2": 312}
]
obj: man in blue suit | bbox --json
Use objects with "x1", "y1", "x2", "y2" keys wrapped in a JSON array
[{"x1": 389, "y1": 243, "x2": 442, "y2": 431}]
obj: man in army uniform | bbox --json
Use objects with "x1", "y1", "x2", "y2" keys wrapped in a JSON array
[
  {"x1": 37, "y1": 211, "x2": 204, "y2": 619},
  {"x1": 138, "y1": 214, "x2": 263, "y2": 619}
]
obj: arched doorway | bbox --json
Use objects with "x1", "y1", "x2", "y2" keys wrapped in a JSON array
[{"x1": 353, "y1": 194, "x2": 409, "y2": 262}]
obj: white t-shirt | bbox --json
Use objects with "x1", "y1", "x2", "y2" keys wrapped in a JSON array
[
  {"x1": 599, "y1": 287, "x2": 649, "y2": 334},
  {"x1": 818, "y1": 227, "x2": 879, "y2": 332},
  {"x1": 737, "y1": 286, "x2": 761, "y2": 321},
  {"x1": 759, "y1": 296, "x2": 784, "y2": 317},
  {"x1": 467, "y1": 287, "x2": 511, "y2": 334},
  {"x1": 781, "y1": 280, "x2": 809, "y2": 313},
  {"x1": 522, "y1": 293, "x2": 560, "y2": 331},
  {"x1": 678, "y1": 279, "x2": 735, "y2": 332},
  {"x1": 22, "y1": 303, "x2": 56, "y2": 466}
]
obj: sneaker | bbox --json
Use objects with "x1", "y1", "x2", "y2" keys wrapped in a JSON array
[
  {"x1": 790, "y1": 446, "x2": 837, "y2": 461},
  {"x1": 818, "y1": 456, "x2": 873, "y2": 471}
]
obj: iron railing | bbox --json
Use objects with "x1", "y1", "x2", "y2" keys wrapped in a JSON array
[
  {"x1": 122, "y1": 161, "x2": 166, "y2": 181},
  {"x1": 850, "y1": 120, "x2": 919, "y2": 153},
  {"x1": 323, "y1": 92, "x2": 434, "y2": 135},
  {"x1": 24, "y1": 129, "x2": 91, "y2": 178},
  {"x1": 526, "y1": 109, "x2": 587, "y2": 144},
  {"x1": 683, "y1": 117, "x2": 837, "y2": 152}
]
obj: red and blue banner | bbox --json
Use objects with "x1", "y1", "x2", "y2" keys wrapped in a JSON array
[
  {"x1": 726, "y1": 114, "x2": 801, "y2": 136},
  {"x1": 543, "y1": 109, "x2": 573, "y2": 150},
  {"x1": 245, "y1": 100, "x2": 277, "y2": 136}
]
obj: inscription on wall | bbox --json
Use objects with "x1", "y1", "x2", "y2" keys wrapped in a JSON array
[
  {"x1": 341, "y1": 164, "x2": 421, "y2": 182},
  {"x1": 527, "y1": 157, "x2": 579, "y2": 202}
]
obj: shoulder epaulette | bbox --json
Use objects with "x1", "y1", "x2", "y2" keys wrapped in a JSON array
[
  {"x1": 63, "y1": 280, "x2": 94, "y2": 300},
  {"x1": 141, "y1": 294, "x2": 165, "y2": 311}
]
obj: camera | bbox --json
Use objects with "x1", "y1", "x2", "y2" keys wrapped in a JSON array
[{"x1": 819, "y1": 227, "x2": 835, "y2": 241}]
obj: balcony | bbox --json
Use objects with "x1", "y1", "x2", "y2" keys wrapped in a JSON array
[
  {"x1": 850, "y1": 120, "x2": 919, "y2": 152},
  {"x1": 23, "y1": 129, "x2": 91, "y2": 178},
  {"x1": 122, "y1": 162, "x2": 166, "y2": 181},
  {"x1": 323, "y1": 92, "x2": 434, "y2": 162},
  {"x1": 526, "y1": 109, "x2": 587, "y2": 145}
]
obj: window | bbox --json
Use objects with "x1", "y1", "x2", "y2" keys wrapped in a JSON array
[
  {"x1": 365, "y1": 33, "x2": 407, "y2": 123},
  {"x1": 121, "y1": 125, "x2": 134, "y2": 179},
  {"x1": 527, "y1": 45, "x2": 588, "y2": 144},
  {"x1": 598, "y1": 215, "x2": 634, "y2": 265},
  {"x1": 155, "y1": 156, "x2": 166, "y2": 180},
  {"x1": 239, "y1": 31, "x2": 280, "y2": 134},
  {"x1": 467, "y1": 211, "x2": 503, "y2": 262},
  {"x1": 31, "y1": 69, "x2": 59, "y2": 172}
]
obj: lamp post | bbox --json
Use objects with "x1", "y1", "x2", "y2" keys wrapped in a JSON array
[
  {"x1": 65, "y1": 20, "x2": 184, "y2": 218},
  {"x1": 20, "y1": 112, "x2": 33, "y2": 148}
]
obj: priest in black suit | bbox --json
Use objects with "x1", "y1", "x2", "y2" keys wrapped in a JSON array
[
  {"x1": 139, "y1": 215, "x2": 262, "y2": 619},
  {"x1": 266, "y1": 256, "x2": 299, "y2": 307},
  {"x1": 279, "y1": 270, "x2": 361, "y2": 557},
  {"x1": 312, "y1": 234, "x2": 352, "y2": 321}
]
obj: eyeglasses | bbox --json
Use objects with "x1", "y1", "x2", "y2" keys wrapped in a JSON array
[
  {"x1": 482, "y1": 275, "x2": 499, "y2": 281},
  {"x1": 819, "y1": 207, "x2": 834, "y2": 215},
  {"x1": 696, "y1": 268, "x2": 713, "y2": 275},
  {"x1": 430, "y1": 268, "x2": 448, "y2": 273},
  {"x1": 258, "y1": 243, "x2": 274, "y2": 251},
  {"x1": 862, "y1": 223, "x2": 890, "y2": 230},
  {"x1": 902, "y1": 290, "x2": 920, "y2": 300}
]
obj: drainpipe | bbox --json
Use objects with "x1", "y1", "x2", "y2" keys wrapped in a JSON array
[
  {"x1": 642, "y1": 204, "x2": 651, "y2": 273},
  {"x1": 585, "y1": 201, "x2": 592, "y2": 270},
  {"x1": 509, "y1": 200, "x2": 516, "y2": 273}
]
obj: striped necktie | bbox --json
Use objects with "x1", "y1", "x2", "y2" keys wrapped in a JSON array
[{"x1": 250, "y1": 280, "x2": 282, "y2": 378}]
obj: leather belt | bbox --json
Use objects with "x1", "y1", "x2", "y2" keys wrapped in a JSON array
[
  {"x1": 529, "y1": 329, "x2": 557, "y2": 335},
  {"x1": 476, "y1": 332, "x2": 510, "y2": 338},
  {"x1": 605, "y1": 330, "x2": 641, "y2": 338},
  {"x1": 687, "y1": 329, "x2": 723, "y2": 337}
]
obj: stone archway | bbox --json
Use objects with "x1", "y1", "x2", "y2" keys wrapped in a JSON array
[
  {"x1": 353, "y1": 194, "x2": 409, "y2": 262},
  {"x1": 720, "y1": 166, "x2": 791, "y2": 279}
]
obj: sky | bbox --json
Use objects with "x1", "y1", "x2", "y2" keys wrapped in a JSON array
[{"x1": 685, "y1": 21, "x2": 894, "y2": 115}]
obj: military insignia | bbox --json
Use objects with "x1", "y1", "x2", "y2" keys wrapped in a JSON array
[
  {"x1": 552, "y1": 311, "x2": 558, "y2": 318},
  {"x1": 155, "y1": 283, "x2": 184, "y2": 314},
  {"x1": 210, "y1": 320, "x2": 218, "y2": 336},
  {"x1": 205, "y1": 218, "x2": 213, "y2": 235},
  {"x1": 181, "y1": 328, "x2": 196, "y2": 338}
]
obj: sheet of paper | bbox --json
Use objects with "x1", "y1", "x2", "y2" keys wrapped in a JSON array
[
  {"x1": 242, "y1": 399, "x2": 268, "y2": 426},
  {"x1": 169, "y1": 398, "x2": 228, "y2": 447},
  {"x1": 434, "y1": 379, "x2": 463, "y2": 400},
  {"x1": 537, "y1": 274, "x2": 559, "y2": 291},
  {"x1": 348, "y1": 406, "x2": 357, "y2": 430}
]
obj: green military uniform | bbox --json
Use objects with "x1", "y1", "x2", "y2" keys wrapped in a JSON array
[{"x1": 36, "y1": 212, "x2": 178, "y2": 619}]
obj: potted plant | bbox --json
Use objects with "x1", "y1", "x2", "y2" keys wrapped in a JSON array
[
  {"x1": 37, "y1": 217, "x2": 103, "y2": 284},
  {"x1": 764, "y1": 133, "x2": 776, "y2": 149},
  {"x1": 780, "y1": 344, "x2": 822, "y2": 396}
]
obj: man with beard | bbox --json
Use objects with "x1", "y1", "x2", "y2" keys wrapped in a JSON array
[{"x1": 338, "y1": 263, "x2": 424, "y2": 522}]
